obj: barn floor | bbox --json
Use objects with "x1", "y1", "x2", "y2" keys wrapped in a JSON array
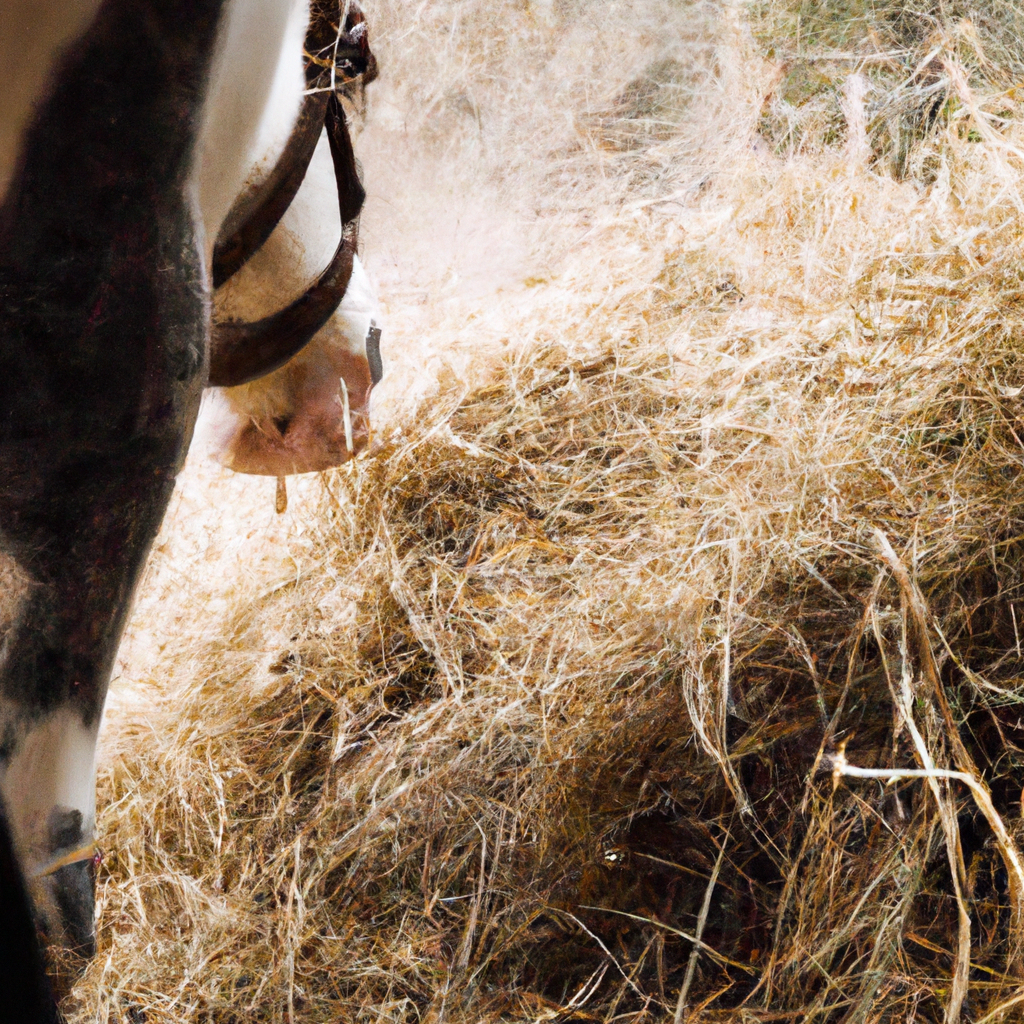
[{"x1": 77, "y1": 1, "x2": 1024, "y2": 1022}]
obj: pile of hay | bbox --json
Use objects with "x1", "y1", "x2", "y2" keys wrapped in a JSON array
[{"x1": 72, "y1": 1, "x2": 1024, "y2": 1021}]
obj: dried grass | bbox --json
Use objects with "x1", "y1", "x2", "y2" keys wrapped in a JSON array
[{"x1": 68, "y1": 0, "x2": 1024, "y2": 1021}]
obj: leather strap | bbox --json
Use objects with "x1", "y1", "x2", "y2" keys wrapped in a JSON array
[
  {"x1": 208, "y1": 94, "x2": 361, "y2": 387},
  {"x1": 207, "y1": 0, "x2": 374, "y2": 387}
]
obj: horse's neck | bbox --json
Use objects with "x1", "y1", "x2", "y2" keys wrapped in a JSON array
[
  {"x1": 0, "y1": 0, "x2": 106, "y2": 201},
  {"x1": 0, "y1": 0, "x2": 310, "y2": 252}
]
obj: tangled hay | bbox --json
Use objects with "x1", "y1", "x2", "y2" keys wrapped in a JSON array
[
  {"x1": 70, "y1": 0, "x2": 1024, "y2": 1021},
  {"x1": 752, "y1": 0, "x2": 1024, "y2": 175}
]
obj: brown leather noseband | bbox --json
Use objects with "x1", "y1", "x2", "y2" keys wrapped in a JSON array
[{"x1": 207, "y1": 0, "x2": 376, "y2": 388}]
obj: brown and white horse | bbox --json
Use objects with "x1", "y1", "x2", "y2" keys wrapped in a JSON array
[{"x1": 0, "y1": 0, "x2": 382, "y2": 1005}]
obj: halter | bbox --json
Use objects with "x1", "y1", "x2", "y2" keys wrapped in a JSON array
[{"x1": 207, "y1": 0, "x2": 377, "y2": 388}]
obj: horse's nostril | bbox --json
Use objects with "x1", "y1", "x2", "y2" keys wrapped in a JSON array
[
  {"x1": 272, "y1": 415, "x2": 292, "y2": 437},
  {"x1": 366, "y1": 320, "x2": 384, "y2": 386}
]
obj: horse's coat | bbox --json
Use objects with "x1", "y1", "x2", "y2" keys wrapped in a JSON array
[{"x1": 0, "y1": 0, "x2": 381, "y2": 994}]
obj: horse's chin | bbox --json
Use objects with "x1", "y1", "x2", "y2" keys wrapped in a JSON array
[
  {"x1": 216, "y1": 411, "x2": 370, "y2": 476},
  {"x1": 201, "y1": 339, "x2": 375, "y2": 477}
]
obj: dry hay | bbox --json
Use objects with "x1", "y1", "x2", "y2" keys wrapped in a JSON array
[{"x1": 68, "y1": 1, "x2": 1024, "y2": 1022}]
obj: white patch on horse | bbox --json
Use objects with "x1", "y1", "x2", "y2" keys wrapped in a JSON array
[
  {"x1": 196, "y1": 0, "x2": 309, "y2": 258},
  {"x1": 0, "y1": 708, "x2": 98, "y2": 870},
  {"x1": 204, "y1": 112, "x2": 384, "y2": 475}
]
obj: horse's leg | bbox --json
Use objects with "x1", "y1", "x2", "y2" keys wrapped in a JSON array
[
  {"x1": 0, "y1": 0, "x2": 230, "y2": 986},
  {"x1": 0, "y1": 452, "x2": 185, "y2": 965},
  {"x1": 0, "y1": 791, "x2": 57, "y2": 1022}
]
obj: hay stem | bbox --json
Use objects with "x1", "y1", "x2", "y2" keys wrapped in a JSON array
[
  {"x1": 338, "y1": 377, "x2": 354, "y2": 456},
  {"x1": 673, "y1": 826, "x2": 729, "y2": 1023},
  {"x1": 874, "y1": 528, "x2": 1024, "y2": 941},
  {"x1": 579, "y1": 906, "x2": 756, "y2": 977}
]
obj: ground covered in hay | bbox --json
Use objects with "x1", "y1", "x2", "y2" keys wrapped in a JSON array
[{"x1": 71, "y1": 1, "x2": 1024, "y2": 1022}]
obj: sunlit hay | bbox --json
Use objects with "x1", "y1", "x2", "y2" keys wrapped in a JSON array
[
  {"x1": 751, "y1": 0, "x2": 1024, "y2": 175},
  {"x1": 66, "y1": 0, "x2": 1024, "y2": 1022}
]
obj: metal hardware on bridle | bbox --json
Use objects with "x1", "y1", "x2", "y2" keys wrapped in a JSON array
[
  {"x1": 208, "y1": 0, "x2": 375, "y2": 388},
  {"x1": 365, "y1": 319, "x2": 383, "y2": 386}
]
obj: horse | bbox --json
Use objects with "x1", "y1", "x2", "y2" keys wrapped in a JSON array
[{"x1": 0, "y1": 0, "x2": 381, "y2": 1003}]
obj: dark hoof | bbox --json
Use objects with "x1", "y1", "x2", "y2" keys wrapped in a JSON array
[{"x1": 34, "y1": 858, "x2": 96, "y2": 1002}]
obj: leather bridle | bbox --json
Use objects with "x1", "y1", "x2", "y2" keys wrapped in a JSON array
[{"x1": 207, "y1": 0, "x2": 378, "y2": 389}]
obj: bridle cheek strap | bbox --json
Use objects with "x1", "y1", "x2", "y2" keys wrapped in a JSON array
[
  {"x1": 208, "y1": 95, "x2": 361, "y2": 388},
  {"x1": 207, "y1": 0, "x2": 372, "y2": 388}
]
